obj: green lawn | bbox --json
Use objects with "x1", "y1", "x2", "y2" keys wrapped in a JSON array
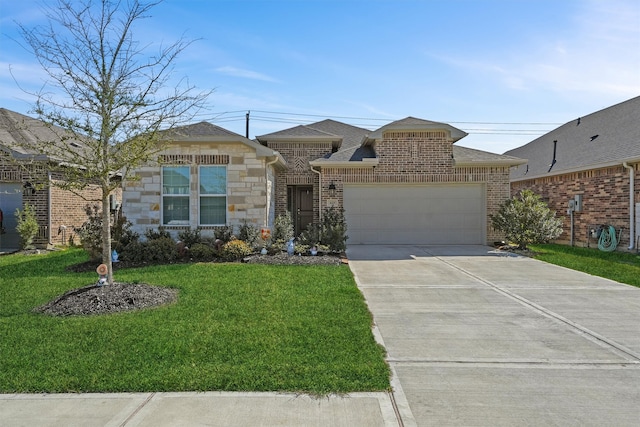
[
  {"x1": 0, "y1": 249, "x2": 390, "y2": 394},
  {"x1": 529, "y1": 243, "x2": 640, "y2": 288}
]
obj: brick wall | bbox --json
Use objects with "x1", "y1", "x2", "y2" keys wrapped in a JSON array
[
  {"x1": 511, "y1": 163, "x2": 639, "y2": 249},
  {"x1": 1, "y1": 159, "x2": 110, "y2": 247},
  {"x1": 375, "y1": 130, "x2": 454, "y2": 175},
  {"x1": 268, "y1": 142, "x2": 332, "y2": 221}
]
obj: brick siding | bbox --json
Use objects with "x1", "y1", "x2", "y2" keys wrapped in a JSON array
[{"x1": 511, "y1": 163, "x2": 639, "y2": 249}]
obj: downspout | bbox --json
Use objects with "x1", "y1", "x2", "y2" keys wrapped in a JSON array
[
  {"x1": 310, "y1": 166, "x2": 322, "y2": 223},
  {"x1": 623, "y1": 162, "x2": 635, "y2": 250},
  {"x1": 265, "y1": 154, "x2": 279, "y2": 228}
]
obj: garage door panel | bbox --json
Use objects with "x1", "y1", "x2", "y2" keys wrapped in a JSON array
[{"x1": 343, "y1": 184, "x2": 485, "y2": 245}]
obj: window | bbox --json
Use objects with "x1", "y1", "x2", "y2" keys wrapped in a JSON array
[
  {"x1": 162, "y1": 166, "x2": 190, "y2": 225},
  {"x1": 199, "y1": 166, "x2": 226, "y2": 225}
]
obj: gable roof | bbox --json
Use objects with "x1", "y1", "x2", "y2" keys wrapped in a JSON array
[
  {"x1": 364, "y1": 116, "x2": 468, "y2": 143},
  {"x1": 163, "y1": 121, "x2": 283, "y2": 161},
  {"x1": 0, "y1": 108, "x2": 87, "y2": 161},
  {"x1": 453, "y1": 145, "x2": 526, "y2": 167},
  {"x1": 505, "y1": 96, "x2": 640, "y2": 181}
]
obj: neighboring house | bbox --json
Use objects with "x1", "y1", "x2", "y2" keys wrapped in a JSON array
[
  {"x1": 0, "y1": 108, "x2": 118, "y2": 251},
  {"x1": 123, "y1": 116, "x2": 525, "y2": 246},
  {"x1": 505, "y1": 96, "x2": 640, "y2": 250}
]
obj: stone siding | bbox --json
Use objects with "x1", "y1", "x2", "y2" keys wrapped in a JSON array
[{"x1": 123, "y1": 142, "x2": 271, "y2": 238}]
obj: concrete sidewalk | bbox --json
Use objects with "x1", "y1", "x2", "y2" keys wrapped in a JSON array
[
  {"x1": 348, "y1": 245, "x2": 640, "y2": 426},
  {"x1": 0, "y1": 392, "x2": 399, "y2": 426}
]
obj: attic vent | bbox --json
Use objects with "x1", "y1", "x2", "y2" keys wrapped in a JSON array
[{"x1": 590, "y1": 135, "x2": 599, "y2": 141}]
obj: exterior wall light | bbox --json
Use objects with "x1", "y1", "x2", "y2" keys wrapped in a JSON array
[{"x1": 328, "y1": 182, "x2": 336, "y2": 197}]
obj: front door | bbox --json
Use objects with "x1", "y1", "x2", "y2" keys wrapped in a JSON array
[{"x1": 289, "y1": 186, "x2": 313, "y2": 235}]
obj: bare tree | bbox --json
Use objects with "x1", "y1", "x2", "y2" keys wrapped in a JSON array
[{"x1": 14, "y1": 0, "x2": 210, "y2": 284}]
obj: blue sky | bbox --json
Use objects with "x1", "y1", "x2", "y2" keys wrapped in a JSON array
[{"x1": 0, "y1": 0, "x2": 638, "y2": 154}]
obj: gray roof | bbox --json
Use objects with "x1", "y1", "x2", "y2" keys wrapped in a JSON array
[
  {"x1": 453, "y1": 145, "x2": 526, "y2": 167},
  {"x1": 505, "y1": 96, "x2": 640, "y2": 181},
  {"x1": 165, "y1": 121, "x2": 246, "y2": 139},
  {"x1": 256, "y1": 124, "x2": 342, "y2": 141},
  {"x1": 0, "y1": 108, "x2": 87, "y2": 160},
  {"x1": 163, "y1": 121, "x2": 281, "y2": 160}
]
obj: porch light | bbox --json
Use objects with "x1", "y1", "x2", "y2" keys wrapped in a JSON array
[{"x1": 328, "y1": 182, "x2": 336, "y2": 197}]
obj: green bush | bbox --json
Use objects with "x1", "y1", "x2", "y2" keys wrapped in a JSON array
[
  {"x1": 238, "y1": 220, "x2": 261, "y2": 249},
  {"x1": 144, "y1": 226, "x2": 171, "y2": 241},
  {"x1": 119, "y1": 240, "x2": 147, "y2": 263},
  {"x1": 178, "y1": 228, "x2": 202, "y2": 248},
  {"x1": 220, "y1": 239, "x2": 252, "y2": 261},
  {"x1": 491, "y1": 189, "x2": 563, "y2": 250},
  {"x1": 145, "y1": 237, "x2": 179, "y2": 262},
  {"x1": 213, "y1": 225, "x2": 234, "y2": 242},
  {"x1": 74, "y1": 205, "x2": 138, "y2": 260},
  {"x1": 15, "y1": 203, "x2": 39, "y2": 250},
  {"x1": 190, "y1": 242, "x2": 217, "y2": 261},
  {"x1": 299, "y1": 207, "x2": 348, "y2": 253},
  {"x1": 271, "y1": 211, "x2": 293, "y2": 247}
]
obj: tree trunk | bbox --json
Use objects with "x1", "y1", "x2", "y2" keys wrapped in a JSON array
[{"x1": 101, "y1": 191, "x2": 113, "y2": 285}]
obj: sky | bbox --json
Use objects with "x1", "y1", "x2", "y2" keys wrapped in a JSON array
[{"x1": 0, "y1": 0, "x2": 638, "y2": 154}]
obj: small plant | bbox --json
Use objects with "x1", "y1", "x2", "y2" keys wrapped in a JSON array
[
  {"x1": 144, "y1": 226, "x2": 171, "y2": 241},
  {"x1": 178, "y1": 228, "x2": 202, "y2": 248},
  {"x1": 15, "y1": 203, "x2": 39, "y2": 250},
  {"x1": 238, "y1": 220, "x2": 261, "y2": 249},
  {"x1": 145, "y1": 237, "x2": 179, "y2": 262},
  {"x1": 75, "y1": 205, "x2": 138, "y2": 260},
  {"x1": 271, "y1": 211, "x2": 294, "y2": 248},
  {"x1": 213, "y1": 225, "x2": 234, "y2": 242},
  {"x1": 299, "y1": 207, "x2": 348, "y2": 253},
  {"x1": 220, "y1": 239, "x2": 252, "y2": 261},
  {"x1": 491, "y1": 189, "x2": 563, "y2": 250},
  {"x1": 190, "y1": 242, "x2": 217, "y2": 261}
]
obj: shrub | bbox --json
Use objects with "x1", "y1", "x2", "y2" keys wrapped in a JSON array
[
  {"x1": 238, "y1": 220, "x2": 261, "y2": 249},
  {"x1": 144, "y1": 226, "x2": 171, "y2": 241},
  {"x1": 189, "y1": 242, "x2": 217, "y2": 261},
  {"x1": 74, "y1": 205, "x2": 138, "y2": 260},
  {"x1": 299, "y1": 207, "x2": 348, "y2": 253},
  {"x1": 213, "y1": 225, "x2": 234, "y2": 242},
  {"x1": 178, "y1": 228, "x2": 201, "y2": 248},
  {"x1": 491, "y1": 189, "x2": 563, "y2": 250},
  {"x1": 220, "y1": 239, "x2": 252, "y2": 261},
  {"x1": 271, "y1": 211, "x2": 293, "y2": 247},
  {"x1": 119, "y1": 240, "x2": 147, "y2": 264},
  {"x1": 144, "y1": 237, "x2": 179, "y2": 262},
  {"x1": 15, "y1": 203, "x2": 39, "y2": 250}
]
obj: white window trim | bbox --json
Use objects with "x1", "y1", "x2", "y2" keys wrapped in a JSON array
[{"x1": 161, "y1": 165, "x2": 190, "y2": 226}]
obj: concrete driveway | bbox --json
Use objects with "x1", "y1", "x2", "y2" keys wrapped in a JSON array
[{"x1": 347, "y1": 245, "x2": 640, "y2": 427}]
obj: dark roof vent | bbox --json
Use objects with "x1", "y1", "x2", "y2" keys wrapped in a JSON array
[
  {"x1": 69, "y1": 142, "x2": 81, "y2": 148},
  {"x1": 590, "y1": 135, "x2": 599, "y2": 141},
  {"x1": 548, "y1": 139, "x2": 558, "y2": 172},
  {"x1": 577, "y1": 117, "x2": 581, "y2": 126}
]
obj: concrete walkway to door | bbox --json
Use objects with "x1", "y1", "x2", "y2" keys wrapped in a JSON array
[{"x1": 347, "y1": 245, "x2": 640, "y2": 427}]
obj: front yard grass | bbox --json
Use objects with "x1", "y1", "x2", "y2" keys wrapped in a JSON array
[
  {"x1": 529, "y1": 243, "x2": 640, "y2": 288},
  {"x1": 0, "y1": 249, "x2": 390, "y2": 394}
]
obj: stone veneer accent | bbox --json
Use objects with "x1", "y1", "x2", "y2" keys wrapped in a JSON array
[
  {"x1": 123, "y1": 142, "x2": 274, "y2": 237},
  {"x1": 511, "y1": 163, "x2": 639, "y2": 249}
]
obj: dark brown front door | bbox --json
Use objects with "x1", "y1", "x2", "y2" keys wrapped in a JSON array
[{"x1": 289, "y1": 186, "x2": 313, "y2": 235}]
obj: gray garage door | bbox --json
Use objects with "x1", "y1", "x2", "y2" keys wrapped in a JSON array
[{"x1": 343, "y1": 184, "x2": 485, "y2": 244}]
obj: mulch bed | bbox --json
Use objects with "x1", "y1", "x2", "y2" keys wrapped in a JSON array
[{"x1": 34, "y1": 282, "x2": 178, "y2": 317}]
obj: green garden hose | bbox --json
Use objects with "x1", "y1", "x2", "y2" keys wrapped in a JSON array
[{"x1": 598, "y1": 225, "x2": 618, "y2": 252}]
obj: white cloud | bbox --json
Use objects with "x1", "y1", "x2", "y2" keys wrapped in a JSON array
[{"x1": 214, "y1": 66, "x2": 279, "y2": 83}]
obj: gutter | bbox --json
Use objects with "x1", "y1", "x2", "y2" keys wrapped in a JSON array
[
  {"x1": 623, "y1": 162, "x2": 635, "y2": 250},
  {"x1": 264, "y1": 153, "x2": 280, "y2": 228}
]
